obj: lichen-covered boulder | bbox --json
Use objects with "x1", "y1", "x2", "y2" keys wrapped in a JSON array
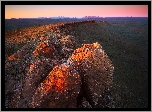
[
  {"x1": 19, "y1": 58, "x2": 58, "y2": 108},
  {"x1": 5, "y1": 20, "x2": 114, "y2": 108},
  {"x1": 29, "y1": 63, "x2": 81, "y2": 108},
  {"x1": 67, "y1": 42, "x2": 114, "y2": 107}
]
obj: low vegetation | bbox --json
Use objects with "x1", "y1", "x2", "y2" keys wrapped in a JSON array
[{"x1": 5, "y1": 18, "x2": 148, "y2": 108}]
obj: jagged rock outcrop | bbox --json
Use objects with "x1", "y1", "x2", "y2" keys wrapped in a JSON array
[
  {"x1": 19, "y1": 58, "x2": 58, "y2": 108},
  {"x1": 27, "y1": 42, "x2": 114, "y2": 108},
  {"x1": 29, "y1": 64, "x2": 81, "y2": 108},
  {"x1": 5, "y1": 20, "x2": 114, "y2": 108},
  {"x1": 67, "y1": 42, "x2": 114, "y2": 108}
]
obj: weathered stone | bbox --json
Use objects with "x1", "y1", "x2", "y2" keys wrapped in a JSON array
[
  {"x1": 29, "y1": 64, "x2": 81, "y2": 108},
  {"x1": 5, "y1": 21, "x2": 114, "y2": 108},
  {"x1": 67, "y1": 42, "x2": 114, "y2": 107}
]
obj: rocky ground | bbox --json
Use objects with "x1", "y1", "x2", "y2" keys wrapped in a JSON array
[
  {"x1": 5, "y1": 20, "x2": 115, "y2": 108},
  {"x1": 5, "y1": 19, "x2": 148, "y2": 108}
]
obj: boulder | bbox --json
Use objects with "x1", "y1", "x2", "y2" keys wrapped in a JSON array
[
  {"x1": 67, "y1": 42, "x2": 114, "y2": 107},
  {"x1": 29, "y1": 63, "x2": 81, "y2": 108}
]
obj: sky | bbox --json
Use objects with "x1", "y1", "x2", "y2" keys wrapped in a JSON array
[{"x1": 5, "y1": 5, "x2": 148, "y2": 19}]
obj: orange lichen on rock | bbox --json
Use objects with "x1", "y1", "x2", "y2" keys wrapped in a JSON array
[
  {"x1": 67, "y1": 42, "x2": 114, "y2": 107},
  {"x1": 33, "y1": 42, "x2": 51, "y2": 57},
  {"x1": 33, "y1": 49, "x2": 39, "y2": 57},
  {"x1": 38, "y1": 42, "x2": 48, "y2": 49},
  {"x1": 40, "y1": 36, "x2": 47, "y2": 41},
  {"x1": 8, "y1": 54, "x2": 16, "y2": 61},
  {"x1": 69, "y1": 42, "x2": 101, "y2": 63},
  {"x1": 29, "y1": 63, "x2": 81, "y2": 108},
  {"x1": 68, "y1": 42, "x2": 114, "y2": 75},
  {"x1": 93, "y1": 42, "x2": 100, "y2": 48},
  {"x1": 8, "y1": 54, "x2": 20, "y2": 61},
  {"x1": 42, "y1": 66, "x2": 66, "y2": 92},
  {"x1": 41, "y1": 64, "x2": 79, "y2": 93},
  {"x1": 29, "y1": 63, "x2": 35, "y2": 72},
  {"x1": 43, "y1": 47, "x2": 51, "y2": 54}
]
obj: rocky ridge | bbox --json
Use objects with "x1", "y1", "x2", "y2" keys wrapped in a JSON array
[{"x1": 5, "y1": 20, "x2": 114, "y2": 108}]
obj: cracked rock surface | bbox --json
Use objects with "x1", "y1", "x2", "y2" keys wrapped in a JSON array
[{"x1": 5, "y1": 20, "x2": 114, "y2": 108}]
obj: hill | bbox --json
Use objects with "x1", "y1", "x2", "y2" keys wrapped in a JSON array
[{"x1": 5, "y1": 19, "x2": 148, "y2": 108}]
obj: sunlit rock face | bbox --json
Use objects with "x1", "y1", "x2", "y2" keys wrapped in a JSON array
[
  {"x1": 67, "y1": 42, "x2": 114, "y2": 107},
  {"x1": 28, "y1": 42, "x2": 114, "y2": 108},
  {"x1": 20, "y1": 58, "x2": 57, "y2": 108},
  {"x1": 29, "y1": 64, "x2": 81, "y2": 108},
  {"x1": 33, "y1": 41, "x2": 59, "y2": 59},
  {"x1": 5, "y1": 21, "x2": 114, "y2": 108}
]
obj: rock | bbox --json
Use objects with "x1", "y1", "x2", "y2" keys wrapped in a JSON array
[
  {"x1": 29, "y1": 63, "x2": 81, "y2": 108},
  {"x1": 67, "y1": 42, "x2": 114, "y2": 107},
  {"x1": 5, "y1": 21, "x2": 114, "y2": 108},
  {"x1": 33, "y1": 41, "x2": 59, "y2": 59},
  {"x1": 19, "y1": 58, "x2": 57, "y2": 108}
]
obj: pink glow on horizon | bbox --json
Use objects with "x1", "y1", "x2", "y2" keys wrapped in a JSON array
[{"x1": 5, "y1": 5, "x2": 148, "y2": 19}]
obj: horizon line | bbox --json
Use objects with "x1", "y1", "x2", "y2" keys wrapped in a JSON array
[{"x1": 5, "y1": 16, "x2": 148, "y2": 19}]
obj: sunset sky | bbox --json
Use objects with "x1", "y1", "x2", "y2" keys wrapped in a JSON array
[{"x1": 5, "y1": 5, "x2": 148, "y2": 19}]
